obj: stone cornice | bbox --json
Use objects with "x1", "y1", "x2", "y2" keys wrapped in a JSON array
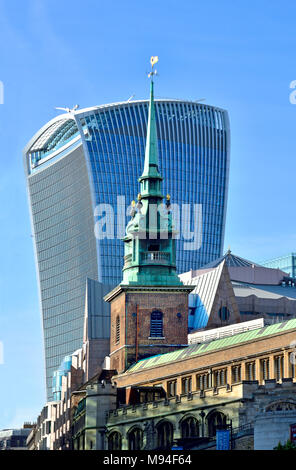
[{"x1": 104, "y1": 283, "x2": 194, "y2": 302}]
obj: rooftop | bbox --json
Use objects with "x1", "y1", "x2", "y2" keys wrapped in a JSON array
[
  {"x1": 24, "y1": 98, "x2": 227, "y2": 158},
  {"x1": 202, "y1": 249, "x2": 261, "y2": 269},
  {"x1": 232, "y1": 281, "x2": 296, "y2": 300},
  {"x1": 126, "y1": 318, "x2": 296, "y2": 373}
]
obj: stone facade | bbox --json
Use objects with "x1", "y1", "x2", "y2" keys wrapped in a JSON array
[
  {"x1": 71, "y1": 378, "x2": 296, "y2": 450},
  {"x1": 106, "y1": 383, "x2": 243, "y2": 450},
  {"x1": 254, "y1": 409, "x2": 296, "y2": 450},
  {"x1": 73, "y1": 382, "x2": 117, "y2": 450},
  {"x1": 106, "y1": 380, "x2": 296, "y2": 450}
]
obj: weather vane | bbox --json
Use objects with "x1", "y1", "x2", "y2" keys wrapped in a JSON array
[{"x1": 148, "y1": 56, "x2": 159, "y2": 79}]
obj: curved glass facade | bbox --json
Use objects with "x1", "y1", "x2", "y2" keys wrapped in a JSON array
[{"x1": 24, "y1": 99, "x2": 230, "y2": 399}]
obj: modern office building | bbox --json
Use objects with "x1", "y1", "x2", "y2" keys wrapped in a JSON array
[
  {"x1": 262, "y1": 253, "x2": 296, "y2": 278},
  {"x1": 0, "y1": 425, "x2": 33, "y2": 450},
  {"x1": 23, "y1": 97, "x2": 230, "y2": 400}
]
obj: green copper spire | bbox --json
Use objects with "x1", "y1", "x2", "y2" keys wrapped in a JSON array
[
  {"x1": 139, "y1": 80, "x2": 162, "y2": 183},
  {"x1": 121, "y1": 57, "x2": 182, "y2": 287}
]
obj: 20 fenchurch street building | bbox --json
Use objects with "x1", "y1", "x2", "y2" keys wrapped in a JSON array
[{"x1": 23, "y1": 99, "x2": 230, "y2": 399}]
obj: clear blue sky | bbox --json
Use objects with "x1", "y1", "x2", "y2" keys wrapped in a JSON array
[{"x1": 0, "y1": 0, "x2": 295, "y2": 429}]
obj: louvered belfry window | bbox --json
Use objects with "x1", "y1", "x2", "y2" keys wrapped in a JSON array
[
  {"x1": 150, "y1": 311, "x2": 163, "y2": 337},
  {"x1": 115, "y1": 315, "x2": 120, "y2": 344}
]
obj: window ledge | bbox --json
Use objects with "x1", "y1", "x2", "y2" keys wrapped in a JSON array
[{"x1": 148, "y1": 337, "x2": 165, "y2": 340}]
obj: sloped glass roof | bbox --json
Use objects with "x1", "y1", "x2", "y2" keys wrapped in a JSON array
[{"x1": 30, "y1": 119, "x2": 78, "y2": 153}]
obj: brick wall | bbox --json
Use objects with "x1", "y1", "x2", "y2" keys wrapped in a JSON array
[
  {"x1": 109, "y1": 289, "x2": 189, "y2": 373},
  {"x1": 114, "y1": 329, "x2": 296, "y2": 389}
]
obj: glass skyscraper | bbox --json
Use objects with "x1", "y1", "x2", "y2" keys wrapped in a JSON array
[
  {"x1": 262, "y1": 253, "x2": 296, "y2": 278},
  {"x1": 23, "y1": 99, "x2": 230, "y2": 399}
]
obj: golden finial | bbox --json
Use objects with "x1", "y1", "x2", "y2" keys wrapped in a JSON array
[
  {"x1": 137, "y1": 193, "x2": 142, "y2": 200},
  {"x1": 166, "y1": 194, "x2": 171, "y2": 200},
  {"x1": 148, "y1": 56, "x2": 159, "y2": 79},
  {"x1": 131, "y1": 200, "x2": 136, "y2": 207}
]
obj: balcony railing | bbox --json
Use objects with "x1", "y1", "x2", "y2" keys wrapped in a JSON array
[{"x1": 141, "y1": 251, "x2": 170, "y2": 264}]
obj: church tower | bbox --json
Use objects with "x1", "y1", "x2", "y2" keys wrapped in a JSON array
[{"x1": 105, "y1": 58, "x2": 194, "y2": 373}]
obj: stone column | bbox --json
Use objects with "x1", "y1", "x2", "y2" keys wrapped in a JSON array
[
  {"x1": 241, "y1": 360, "x2": 247, "y2": 381},
  {"x1": 227, "y1": 365, "x2": 232, "y2": 386},
  {"x1": 176, "y1": 377, "x2": 182, "y2": 396},
  {"x1": 143, "y1": 419, "x2": 155, "y2": 450},
  {"x1": 283, "y1": 350, "x2": 290, "y2": 378},
  {"x1": 255, "y1": 358, "x2": 261, "y2": 383},
  {"x1": 199, "y1": 411, "x2": 205, "y2": 437},
  {"x1": 173, "y1": 417, "x2": 182, "y2": 441},
  {"x1": 122, "y1": 432, "x2": 128, "y2": 450},
  {"x1": 269, "y1": 354, "x2": 275, "y2": 380},
  {"x1": 192, "y1": 373, "x2": 197, "y2": 392}
]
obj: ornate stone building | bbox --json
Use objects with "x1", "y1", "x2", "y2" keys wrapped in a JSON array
[{"x1": 71, "y1": 321, "x2": 296, "y2": 450}]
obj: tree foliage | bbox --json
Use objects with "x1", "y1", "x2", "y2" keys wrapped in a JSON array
[{"x1": 274, "y1": 439, "x2": 296, "y2": 450}]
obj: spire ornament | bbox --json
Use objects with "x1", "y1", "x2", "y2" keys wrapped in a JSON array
[
  {"x1": 139, "y1": 56, "x2": 162, "y2": 187},
  {"x1": 148, "y1": 56, "x2": 159, "y2": 79}
]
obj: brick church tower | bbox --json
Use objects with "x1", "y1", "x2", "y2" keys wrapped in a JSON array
[{"x1": 105, "y1": 58, "x2": 193, "y2": 373}]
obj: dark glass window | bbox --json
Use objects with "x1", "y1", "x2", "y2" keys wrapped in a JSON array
[
  {"x1": 108, "y1": 432, "x2": 122, "y2": 450},
  {"x1": 218, "y1": 306, "x2": 230, "y2": 321},
  {"x1": 128, "y1": 428, "x2": 143, "y2": 450},
  {"x1": 150, "y1": 311, "x2": 163, "y2": 337},
  {"x1": 274, "y1": 356, "x2": 284, "y2": 381},
  {"x1": 231, "y1": 365, "x2": 241, "y2": 383},
  {"x1": 167, "y1": 380, "x2": 177, "y2": 397},
  {"x1": 207, "y1": 411, "x2": 227, "y2": 437},
  {"x1": 196, "y1": 373, "x2": 210, "y2": 390},
  {"x1": 157, "y1": 421, "x2": 173, "y2": 450},
  {"x1": 181, "y1": 417, "x2": 199, "y2": 438},
  {"x1": 181, "y1": 376, "x2": 192, "y2": 394},
  {"x1": 260, "y1": 359, "x2": 270, "y2": 381},
  {"x1": 213, "y1": 368, "x2": 227, "y2": 387}
]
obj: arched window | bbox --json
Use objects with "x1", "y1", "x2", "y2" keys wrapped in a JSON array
[
  {"x1": 218, "y1": 306, "x2": 230, "y2": 321},
  {"x1": 207, "y1": 411, "x2": 227, "y2": 437},
  {"x1": 181, "y1": 417, "x2": 199, "y2": 439},
  {"x1": 128, "y1": 427, "x2": 143, "y2": 450},
  {"x1": 108, "y1": 431, "x2": 122, "y2": 450},
  {"x1": 157, "y1": 420, "x2": 173, "y2": 450},
  {"x1": 150, "y1": 311, "x2": 163, "y2": 337},
  {"x1": 266, "y1": 401, "x2": 296, "y2": 412},
  {"x1": 115, "y1": 316, "x2": 120, "y2": 344}
]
